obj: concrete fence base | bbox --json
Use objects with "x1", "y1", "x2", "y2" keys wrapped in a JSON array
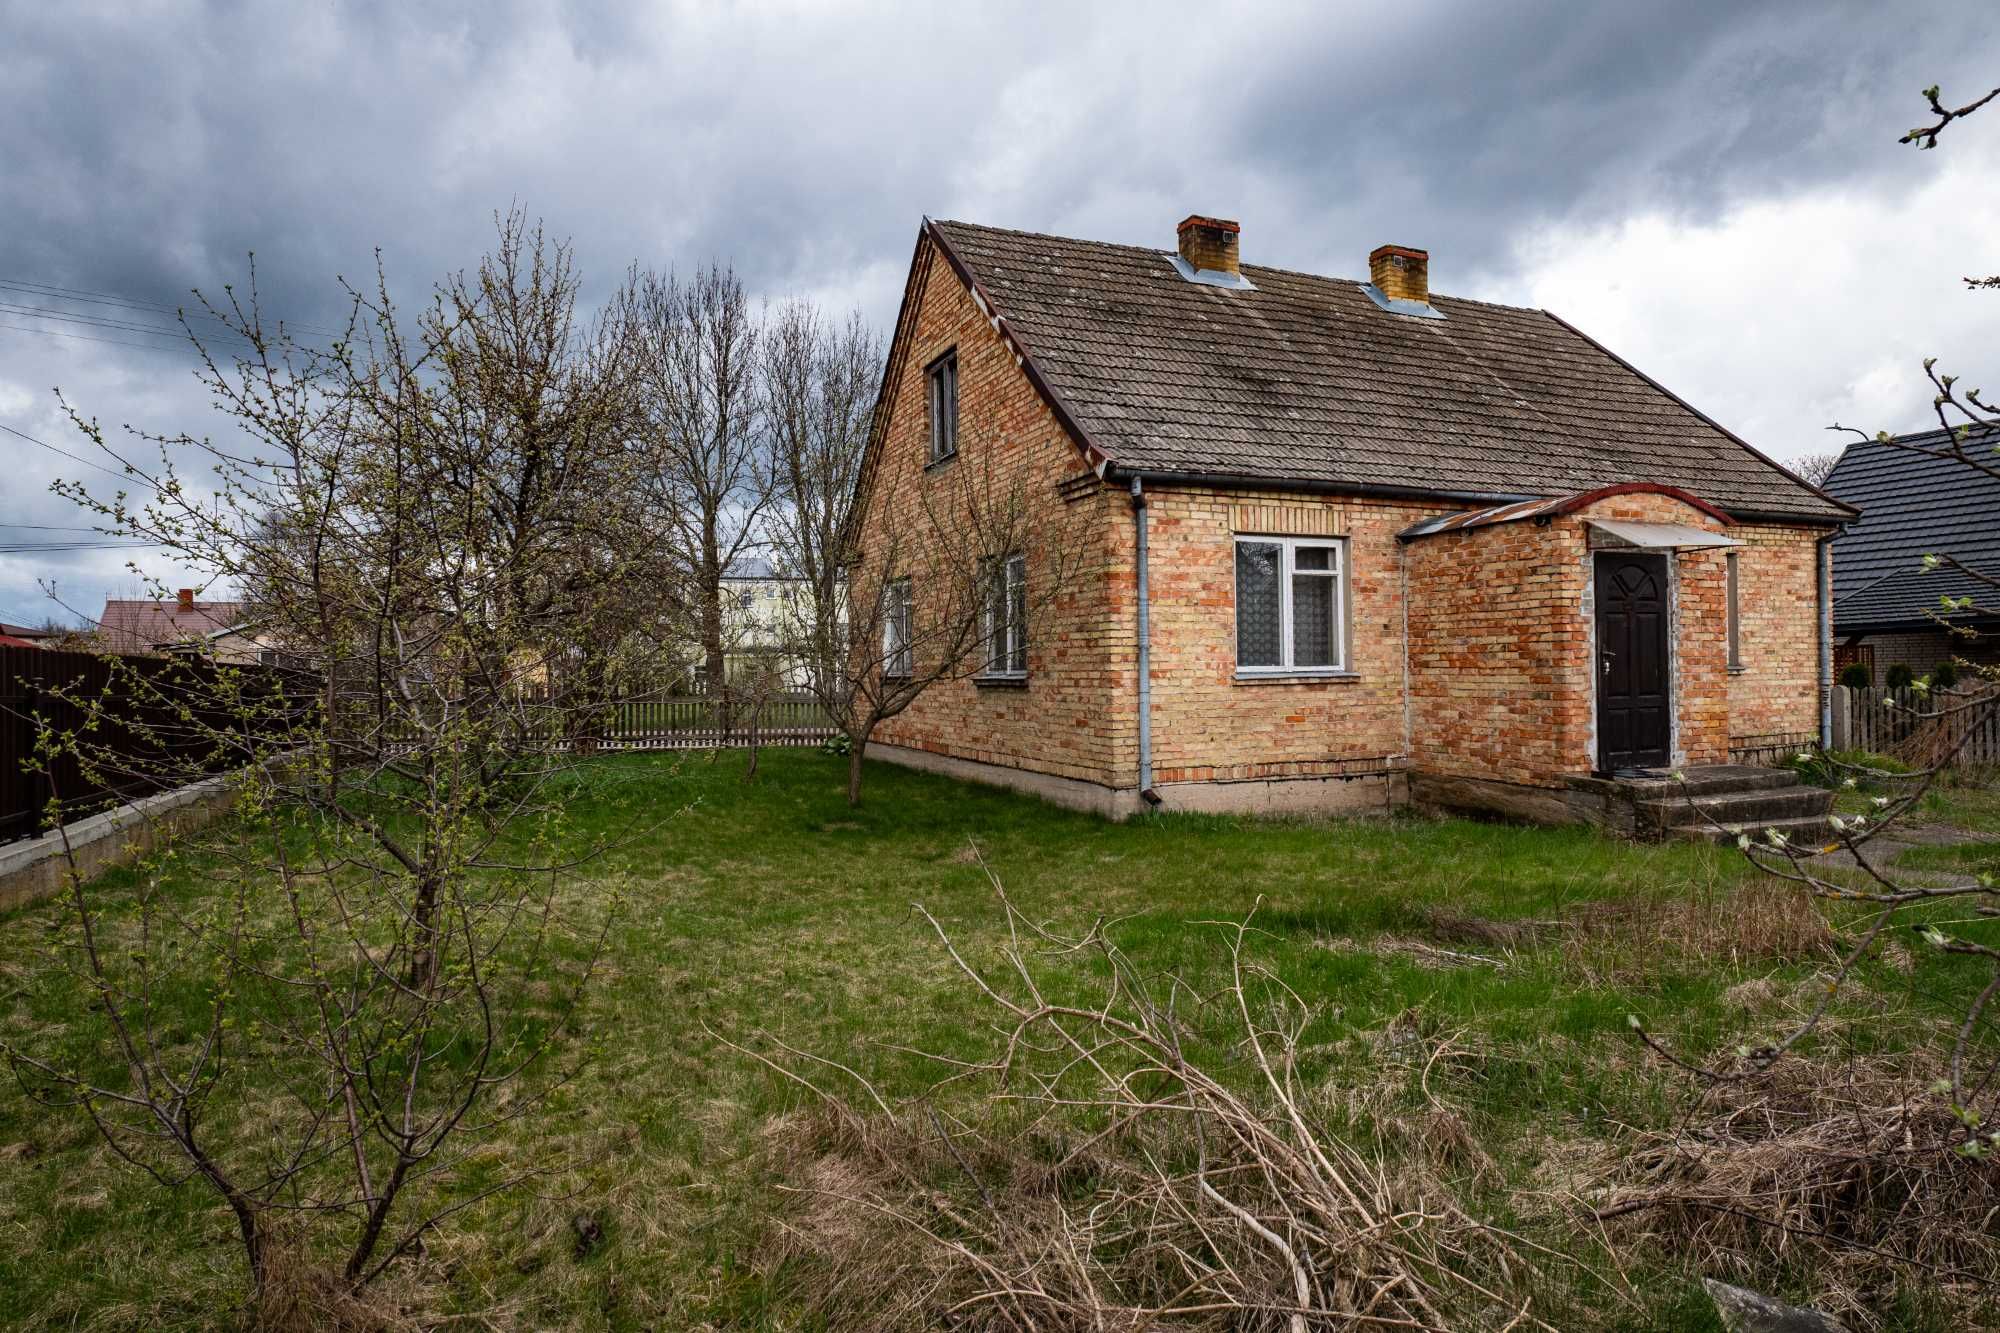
[{"x1": 0, "y1": 775, "x2": 240, "y2": 913}]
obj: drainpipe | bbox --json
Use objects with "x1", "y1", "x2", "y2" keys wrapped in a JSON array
[
  {"x1": 1817, "y1": 530, "x2": 1837, "y2": 749},
  {"x1": 1130, "y1": 479, "x2": 1160, "y2": 805}
]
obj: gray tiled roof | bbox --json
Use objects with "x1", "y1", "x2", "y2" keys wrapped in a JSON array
[
  {"x1": 930, "y1": 220, "x2": 1850, "y2": 523},
  {"x1": 1824, "y1": 431, "x2": 2000, "y2": 631}
]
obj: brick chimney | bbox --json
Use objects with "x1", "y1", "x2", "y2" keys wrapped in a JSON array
[
  {"x1": 176, "y1": 588, "x2": 195, "y2": 613},
  {"x1": 1369, "y1": 244, "x2": 1429, "y2": 304},
  {"x1": 1177, "y1": 215, "x2": 1240, "y2": 276}
]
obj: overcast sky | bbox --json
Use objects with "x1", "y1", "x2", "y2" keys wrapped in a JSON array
[{"x1": 2, "y1": 1, "x2": 1996, "y2": 627}]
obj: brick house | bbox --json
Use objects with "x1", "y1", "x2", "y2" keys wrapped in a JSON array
[{"x1": 849, "y1": 215, "x2": 1855, "y2": 825}]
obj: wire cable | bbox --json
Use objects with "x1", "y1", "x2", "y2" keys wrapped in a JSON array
[{"x1": 0, "y1": 420, "x2": 156, "y2": 484}]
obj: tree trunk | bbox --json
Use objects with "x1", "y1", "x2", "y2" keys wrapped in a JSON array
[
  {"x1": 701, "y1": 518, "x2": 730, "y2": 741},
  {"x1": 847, "y1": 736, "x2": 866, "y2": 806}
]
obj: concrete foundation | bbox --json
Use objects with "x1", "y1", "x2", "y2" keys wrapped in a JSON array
[
  {"x1": 868, "y1": 742, "x2": 1406, "y2": 820},
  {"x1": 0, "y1": 774, "x2": 240, "y2": 913}
]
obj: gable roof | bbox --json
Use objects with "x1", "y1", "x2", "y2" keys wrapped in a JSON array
[
  {"x1": 96, "y1": 598, "x2": 247, "y2": 655},
  {"x1": 923, "y1": 219, "x2": 1850, "y2": 524},
  {"x1": 1824, "y1": 430, "x2": 2000, "y2": 632}
]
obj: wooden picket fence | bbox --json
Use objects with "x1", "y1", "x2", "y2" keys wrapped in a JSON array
[
  {"x1": 574, "y1": 692, "x2": 837, "y2": 751},
  {"x1": 1833, "y1": 683, "x2": 2000, "y2": 769}
]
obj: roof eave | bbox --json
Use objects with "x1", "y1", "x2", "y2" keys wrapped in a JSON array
[{"x1": 924, "y1": 219, "x2": 1116, "y2": 479}]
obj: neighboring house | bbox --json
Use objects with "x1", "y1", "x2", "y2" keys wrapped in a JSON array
[
  {"x1": 695, "y1": 558, "x2": 814, "y2": 689},
  {"x1": 0, "y1": 623, "x2": 57, "y2": 648},
  {"x1": 1823, "y1": 430, "x2": 2000, "y2": 681},
  {"x1": 850, "y1": 215, "x2": 1854, "y2": 822},
  {"x1": 96, "y1": 590, "x2": 271, "y2": 662}
]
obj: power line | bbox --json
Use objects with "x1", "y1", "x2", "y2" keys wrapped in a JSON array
[
  {"x1": 0, "y1": 302, "x2": 259, "y2": 351},
  {"x1": 0, "y1": 542, "x2": 162, "y2": 554},
  {"x1": 0, "y1": 420, "x2": 155, "y2": 485},
  {"x1": 0, "y1": 523, "x2": 120, "y2": 533},
  {"x1": 0, "y1": 275, "x2": 348, "y2": 339},
  {"x1": 0, "y1": 321, "x2": 208, "y2": 356}
]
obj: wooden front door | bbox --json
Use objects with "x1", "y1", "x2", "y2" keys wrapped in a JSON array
[{"x1": 1595, "y1": 552, "x2": 1671, "y2": 772}]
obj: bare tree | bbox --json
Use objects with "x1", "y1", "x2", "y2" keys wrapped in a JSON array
[
  {"x1": 761, "y1": 299, "x2": 878, "y2": 702},
  {"x1": 1626, "y1": 81, "x2": 2000, "y2": 1190},
  {"x1": 795, "y1": 402, "x2": 1083, "y2": 806},
  {"x1": 4, "y1": 213, "x2": 667, "y2": 1318},
  {"x1": 625, "y1": 264, "x2": 771, "y2": 734},
  {"x1": 1790, "y1": 449, "x2": 1843, "y2": 488}
]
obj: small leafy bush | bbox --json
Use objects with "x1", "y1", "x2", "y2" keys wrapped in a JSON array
[
  {"x1": 1838, "y1": 663, "x2": 1873, "y2": 688},
  {"x1": 1886, "y1": 663, "x2": 1916, "y2": 689}
]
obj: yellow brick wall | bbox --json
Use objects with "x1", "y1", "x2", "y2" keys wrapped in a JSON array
[
  {"x1": 1728, "y1": 523, "x2": 1826, "y2": 749},
  {"x1": 1141, "y1": 487, "x2": 1445, "y2": 783},
  {"x1": 863, "y1": 245, "x2": 1130, "y2": 788}
]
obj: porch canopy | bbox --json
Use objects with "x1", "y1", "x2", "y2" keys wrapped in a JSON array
[
  {"x1": 1585, "y1": 518, "x2": 1741, "y2": 551},
  {"x1": 1397, "y1": 482, "x2": 1741, "y2": 545}
]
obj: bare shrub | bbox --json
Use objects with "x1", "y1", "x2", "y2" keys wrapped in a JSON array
[
  {"x1": 729, "y1": 863, "x2": 1604, "y2": 1331},
  {"x1": 1586, "y1": 1058, "x2": 2000, "y2": 1324}
]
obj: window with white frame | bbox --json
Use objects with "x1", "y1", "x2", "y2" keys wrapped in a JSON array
[
  {"x1": 1234, "y1": 536, "x2": 1346, "y2": 672},
  {"x1": 981, "y1": 553, "x2": 1027, "y2": 677},
  {"x1": 882, "y1": 577, "x2": 913, "y2": 678},
  {"x1": 927, "y1": 350, "x2": 958, "y2": 463}
]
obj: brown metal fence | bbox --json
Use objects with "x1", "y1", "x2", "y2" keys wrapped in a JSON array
[{"x1": 1, "y1": 644, "x2": 314, "y2": 846}]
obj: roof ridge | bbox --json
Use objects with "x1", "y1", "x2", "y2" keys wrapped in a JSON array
[{"x1": 931, "y1": 216, "x2": 1550, "y2": 315}]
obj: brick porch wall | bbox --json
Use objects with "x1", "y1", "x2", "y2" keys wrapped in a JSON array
[{"x1": 1728, "y1": 523, "x2": 1826, "y2": 748}]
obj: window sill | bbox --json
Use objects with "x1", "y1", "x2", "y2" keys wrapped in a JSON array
[
  {"x1": 1728, "y1": 665, "x2": 1748, "y2": 675},
  {"x1": 974, "y1": 674, "x2": 1029, "y2": 689},
  {"x1": 1233, "y1": 670, "x2": 1359, "y2": 684},
  {"x1": 924, "y1": 451, "x2": 958, "y2": 472}
]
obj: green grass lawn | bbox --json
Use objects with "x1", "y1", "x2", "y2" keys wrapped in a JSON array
[{"x1": 2, "y1": 748, "x2": 1994, "y2": 1330}]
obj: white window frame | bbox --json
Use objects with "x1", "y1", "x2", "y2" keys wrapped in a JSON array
[
  {"x1": 980, "y1": 553, "x2": 1028, "y2": 678},
  {"x1": 1233, "y1": 535, "x2": 1348, "y2": 675},
  {"x1": 882, "y1": 577, "x2": 913, "y2": 678},
  {"x1": 927, "y1": 350, "x2": 958, "y2": 463}
]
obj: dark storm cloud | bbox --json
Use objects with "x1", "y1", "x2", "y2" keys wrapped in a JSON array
[{"x1": 1, "y1": 0, "x2": 1996, "y2": 622}]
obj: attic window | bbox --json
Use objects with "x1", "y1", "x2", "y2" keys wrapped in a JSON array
[{"x1": 927, "y1": 350, "x2": 958, "y2": 463}]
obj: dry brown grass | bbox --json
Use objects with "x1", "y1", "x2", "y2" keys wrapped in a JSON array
[
  {"x1": 1577, "y1": 1057, "x2": 2000, "y2": 1326},
  {"x1": 732, "y1": 872, "x2": 1597, "y2": 1332},
  {"x1": 1416, "y1": 877, "x2": 1835, "y2": 984}
]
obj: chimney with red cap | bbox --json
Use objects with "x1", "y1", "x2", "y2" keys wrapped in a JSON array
[
  {"x1": 176, "y1": 588, "x2": 195, "y2": 613},
  {"x1": 1368, "y1": 244, "x2": 1429, "y2": 305},
  {"x1": 1176, "y1": 215, "x2": 1240, "y2": 277}
]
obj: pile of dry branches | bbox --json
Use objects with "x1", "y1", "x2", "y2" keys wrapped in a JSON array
[
  {"x1": 1588, "y1": 1058, "x2": 2000, "y2": 1322},
  {"x1": 734, "y1": 863, "x2": 1558, "y2": 1331}
]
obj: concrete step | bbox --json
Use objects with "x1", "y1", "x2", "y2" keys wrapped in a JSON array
[
  {"x1": 1671, "y1": 813, "x2": 1841, "y2": 848},
  {"x1": 1566, "y1": 764, "x2": 1801, "y2": 803},
  {"x1": 1636, "y1": 785, "x2": 1836, "y2": 831}
]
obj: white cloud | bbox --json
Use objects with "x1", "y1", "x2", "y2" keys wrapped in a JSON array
[{"x1": 1486, "y1": 154, "x2": 2000, "y2": 467}]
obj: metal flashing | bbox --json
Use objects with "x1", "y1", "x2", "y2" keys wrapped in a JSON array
[
  {"x1": 1359, "y1": 282, "x2": 1444, "y2": 320},
  {"x1": 1166, "y1": 253, "x2": 1256, "y2": 290}
]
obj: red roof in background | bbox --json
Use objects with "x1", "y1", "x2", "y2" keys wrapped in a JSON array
[
  {"x1": 96, "y1": 598, "x2": 247, "y2": 655},
  {"x1": 0, "y1": 634, "x2": 39, "y2": 649}
]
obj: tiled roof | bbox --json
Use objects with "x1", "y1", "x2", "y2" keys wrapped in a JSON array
[
  {"x1": 1824, "y1": 431, "x2": 2000, "y2": 631},
  {"x1": 928, "y1": 220, "x2": 1850, "y2": 523},
  {"x1": 96, "y1": 598, "x2": 247, "y2": 655}
]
